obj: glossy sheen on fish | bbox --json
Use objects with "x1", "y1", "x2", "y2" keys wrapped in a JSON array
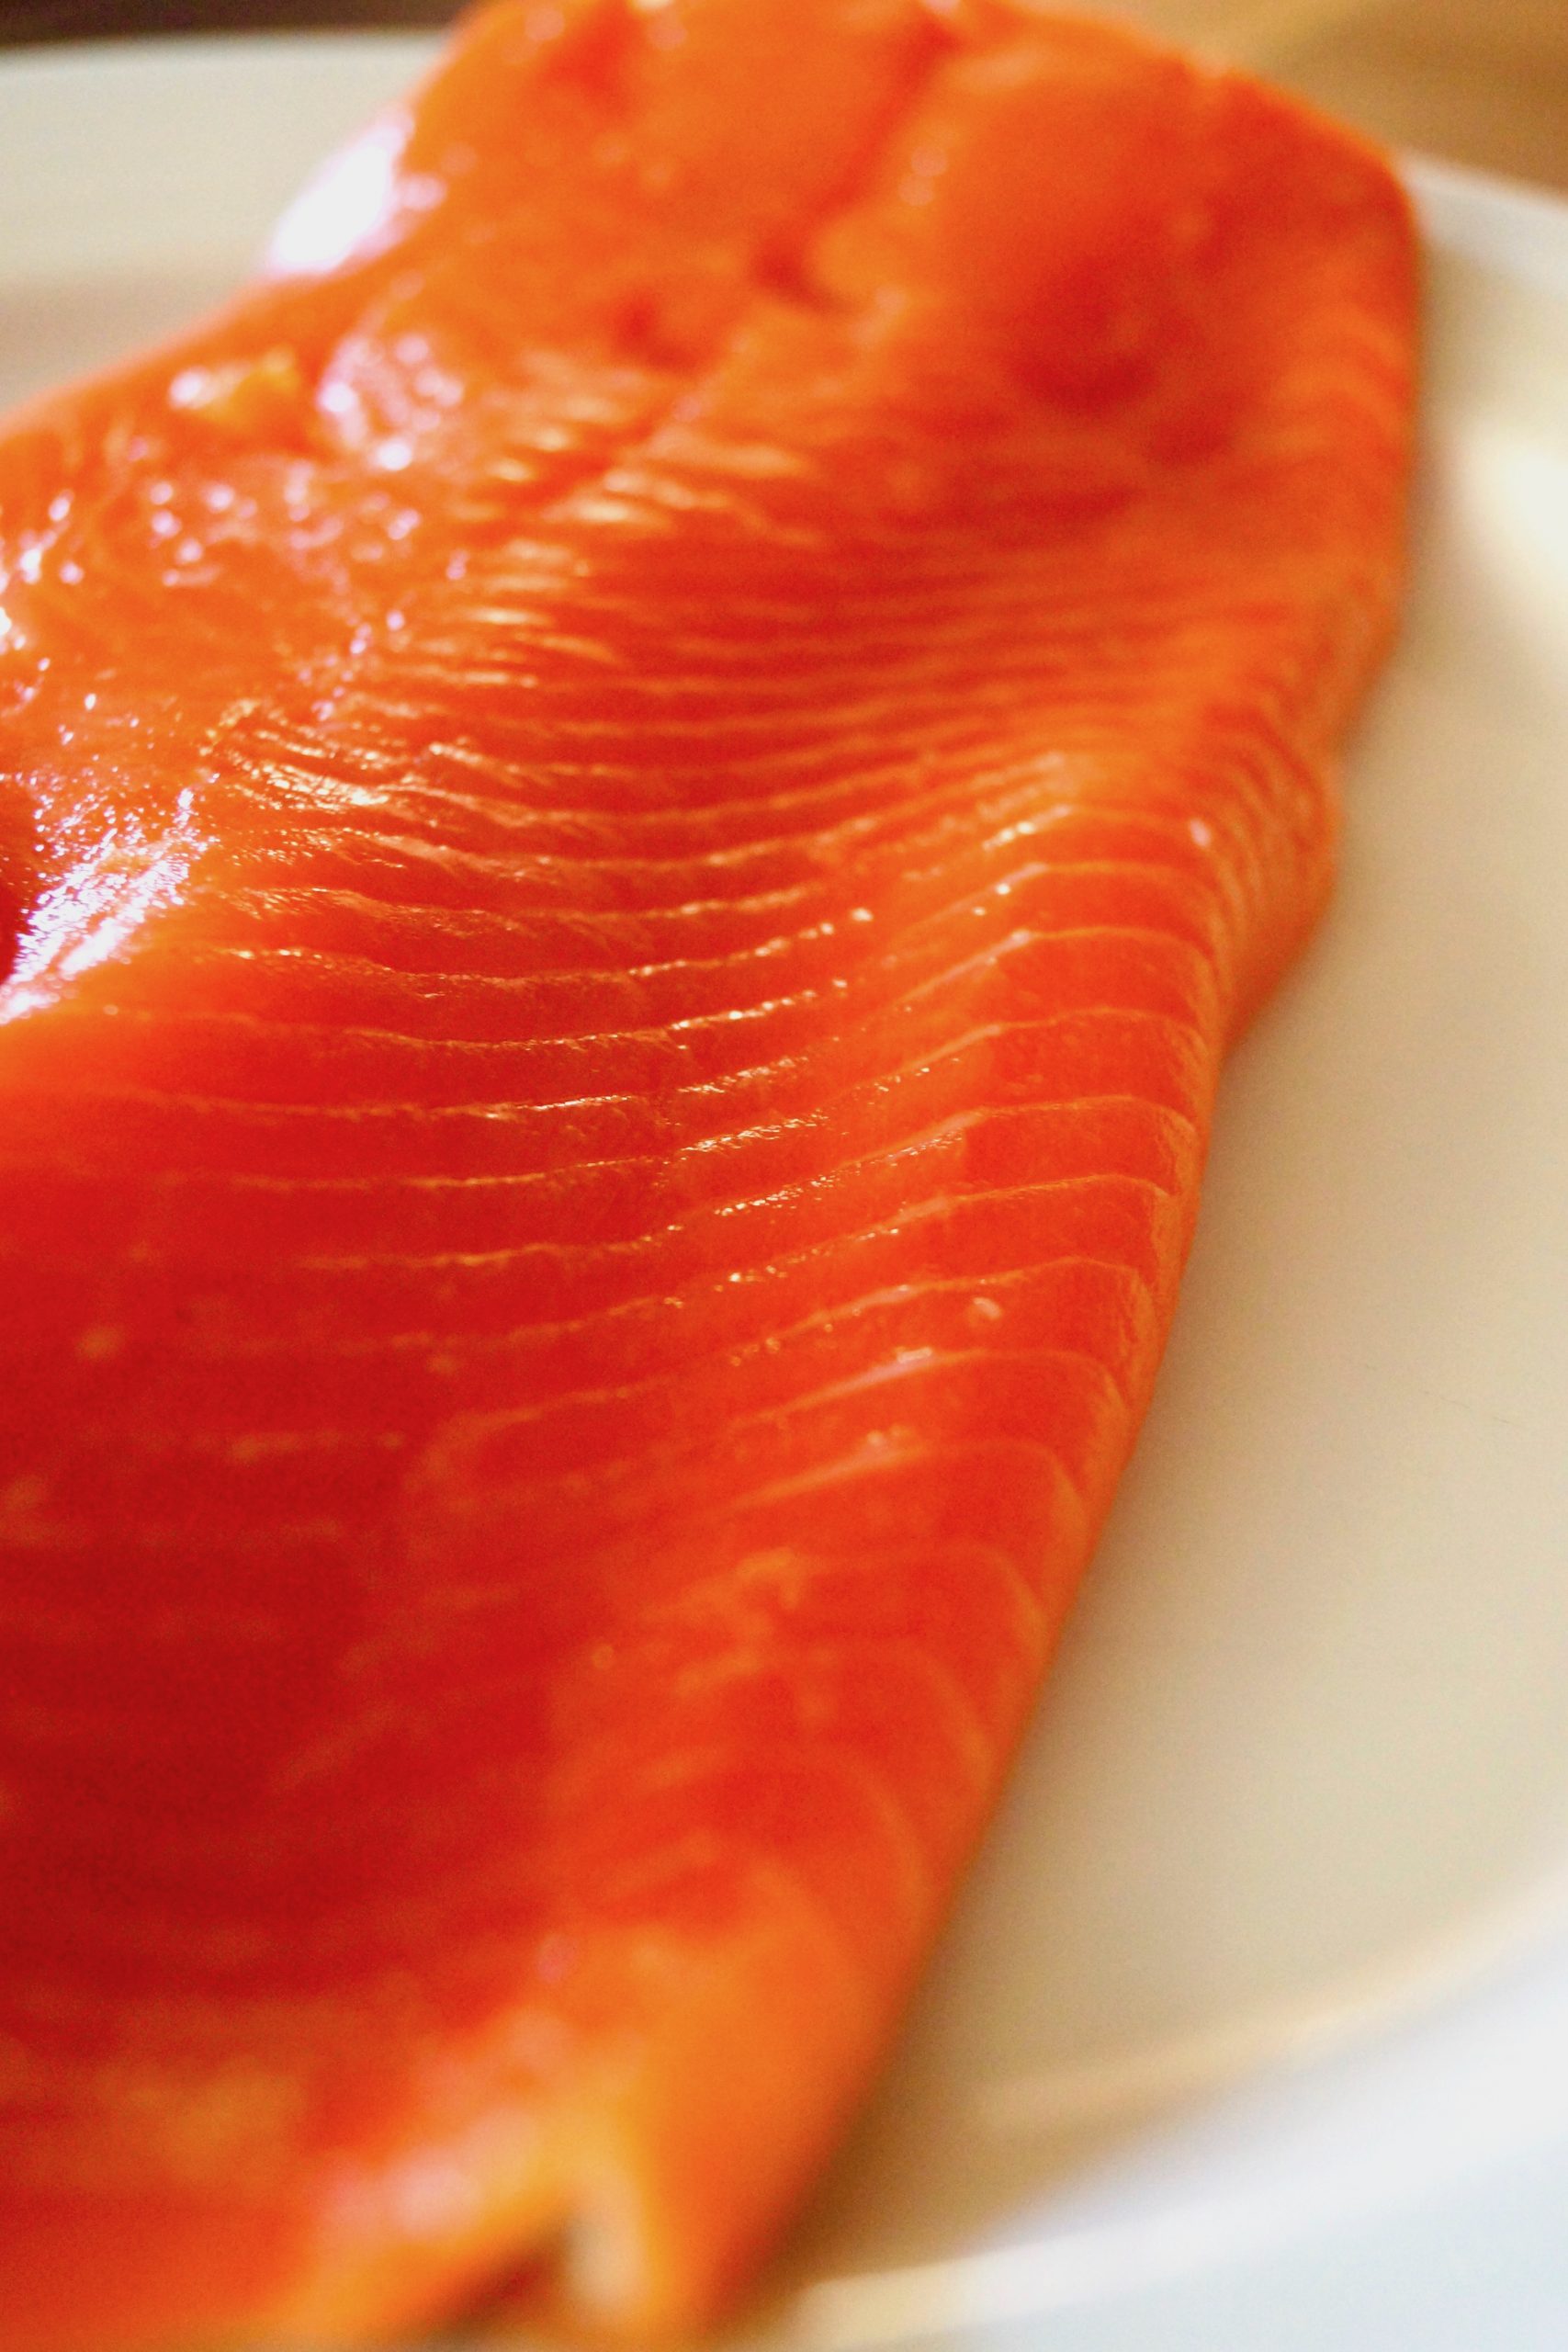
[{"x1": 0, "y1": 5, "x2": 1416, "y2": 2344}]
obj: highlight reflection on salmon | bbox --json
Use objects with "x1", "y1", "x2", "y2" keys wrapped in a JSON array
[{"x1": 0, "y1": 3, "x2": 1416, "y2": 2343}]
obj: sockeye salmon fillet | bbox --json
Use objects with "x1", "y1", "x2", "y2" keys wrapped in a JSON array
[{"x1": 0, "y1": 3, "x2": 1415, "y2": 2345}]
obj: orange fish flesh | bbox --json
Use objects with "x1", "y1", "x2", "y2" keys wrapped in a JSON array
[{"x1": 0, "y1": 4, "x2": 1416, "y2": 2345}]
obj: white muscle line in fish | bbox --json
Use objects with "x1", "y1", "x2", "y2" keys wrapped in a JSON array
[
  {"x1": 17, "y1": 927, "x2": 1214, "y2": 1090},
  {"x1": 421, "y1": 1342, "x2": 1134, "y2": 1478},
  {"x1": 64, "y1": 1092, "x2": 1189, "y2": 1222},
  {"x1": 0, "y1": 1004, "x2": 1207, "y2": 1168},
  {"x1": 281, "y1": 1161, "x2": 1178, "y2": 1276},
  {"x1": 210, "y1": 853, "x2": 1217, "y2": 997},
  {"x1": 731, "y1": 1431, "x2": 1094, "y2": 1540}
]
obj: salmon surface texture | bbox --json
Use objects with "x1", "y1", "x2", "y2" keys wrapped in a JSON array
[{"x1": 0, "y1": 3, "x2": 1416, "y2": 2344}]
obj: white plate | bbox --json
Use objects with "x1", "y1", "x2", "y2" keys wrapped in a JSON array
[{"x1": 4, "y1": 36, "x2": 1568, "y2": 2352}]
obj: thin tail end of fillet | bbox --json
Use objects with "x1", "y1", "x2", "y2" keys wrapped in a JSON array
[{"x1": 288, "y1": 1911, "x2": 889, "y2": 2345}]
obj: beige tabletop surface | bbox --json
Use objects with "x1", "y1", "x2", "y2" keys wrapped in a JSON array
[
  {"x1": 1122, "y1": 0, "x2": 1568, "y2": 191},
  {"x1": 0, "y1": 0, "x2": 1563, "y2": 195}
]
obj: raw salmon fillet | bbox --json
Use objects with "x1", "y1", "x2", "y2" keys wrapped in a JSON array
[{"x1": 0, "y1": 4, "x2": 1416, "y2": 2344}]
